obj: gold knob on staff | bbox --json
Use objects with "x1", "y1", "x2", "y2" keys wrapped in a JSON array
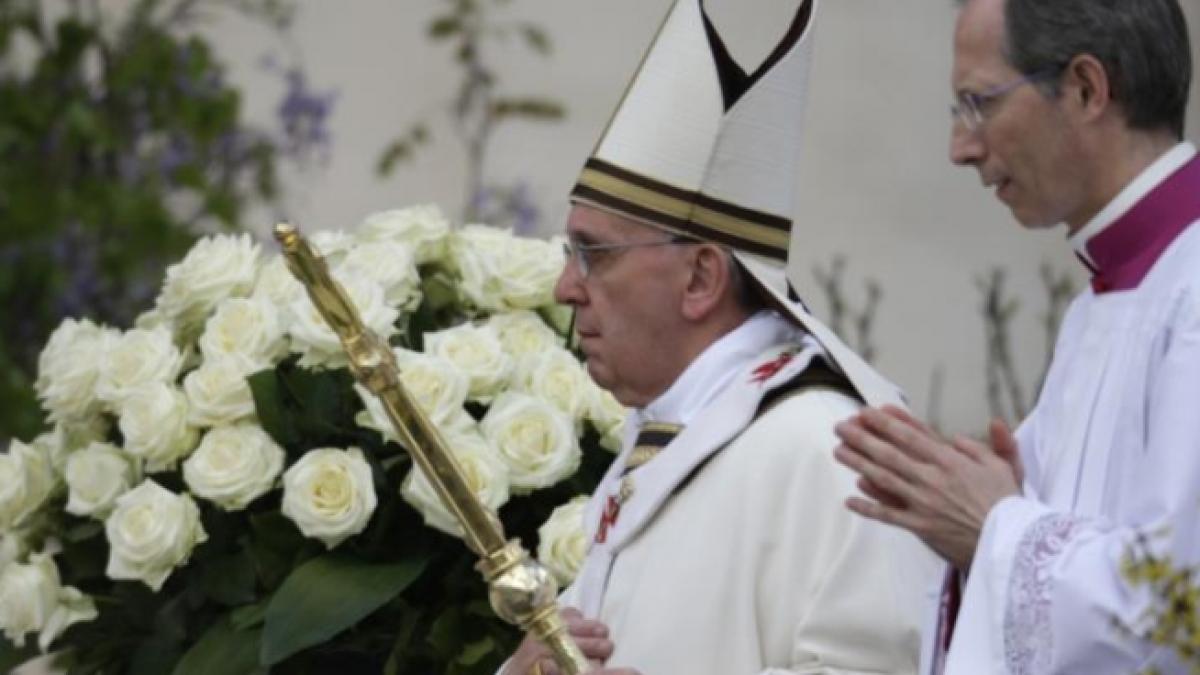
[{"x1": 272, "y1": 223, "x2": 589, "y2": 675}]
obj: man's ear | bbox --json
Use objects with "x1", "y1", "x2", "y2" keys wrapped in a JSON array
[
  {"x1": 1061, "y1": 53, "x2": 1111, "y2": 123},
  {"x1": 680, "y1": 244, "x2": 731, "y2": 321}
]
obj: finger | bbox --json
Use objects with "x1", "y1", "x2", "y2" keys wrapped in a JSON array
[
  {"x1": 857, "y1": 476, "x2": 908, "y2": 509},
  {"x1": 950, "y1": 434, "x2": 988, "y2": 461},
  {"x1": 834, "y1": 422, "x2": 930, "y2": 488},
  {"x1": 834, "y1": 443, "x2": 922, "y2": 506},
  {"x1": 880, "y1": 404, "x2": 938, "y2": 437},
  {"x1": 858, "y1": 407, "x2": 945, "y2": 465},
  {"x1": 574, "y1": 636, "x2": 615, "y2": 661},
  {"x1": 846, "y1": 495, "x2": 930, "y2": 535},
  {"x1": 566, "y1": 618, "x2": 609, "y2": 639},
  {"x1": 989, "y1": 418, "x2": 1025, "y2": 485}
]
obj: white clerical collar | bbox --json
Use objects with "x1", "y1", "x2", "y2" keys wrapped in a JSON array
[
  {"x1": 1070, "y1": 142, "x2": 1197, "y2": 267},
  {"x1": 636, "y1": 310, "x2": 805, "y2": 429}
]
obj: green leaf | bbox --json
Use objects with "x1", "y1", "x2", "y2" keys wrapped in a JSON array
[
  {"x1": 260, "y1": 554, "x2": 428, "y2": 665},
  {"x1": 0, "y1": 637, "x2": 38, "y2": 673},
  {"x1": 428, "y1": 15, "x2": 461, "y2": 38},
  {"x1": 490, "y1": 97, "x2": 565, "y2": 121},
  {"x1": 456, "y1": 635, "x2": 495, "y2": 665},
  {"x1": 173, "y1": 615, "x2": 263, "y2": 675},
  {"x1": 230, "y1": 600, "x2": 269, "y2": 631},
  {"x1": 519, "y1": 24, "x2": 551, "y2": 55},
  {"x1": 128, "y1": 633, "x2": 184, "y2": 675},
  {"x1": 199, "y1": 549, "x2": 258, "y2": 606},
  {"x1": 247, "y1": 369, "x2": 299, "y2": 447},
  {"x1": 427, "y1": 605, "x2": 463, "y2": 657}
]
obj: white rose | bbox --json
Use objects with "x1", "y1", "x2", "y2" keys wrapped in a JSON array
[
  {"x1": 287, "y1": 270, "x2": 399, "y2": 369},
  {"x1": 0, "y1": 532, "x2": 27, "y2": 572},
  {"x1": 104, "y1": 480, "x2": 208, "y2": 591},
  {"x1": 309, "y1": 228, "x2": 356, "y2": 266},
  {"x1": 252, "y1": 254, "x2": 304, "y2": 308},
  {"x1": 35, "y1": 318, "x2": 115, "y2": 421},
  {"x1": 281, "y1": 448, "x2": 377, "y2": 549},
  {"x1": 0, "y1": 441, "x2": 54, "y2": 529},
  {"x1": 401, "y1": 431, "x2": 510, "y2": 538},
  {"x1": 118, "y1": 383, "x2": 199, "y2": 472},
  {"x1": 354, "y1": 349, "x2": 471, "y2": 442},
  {"x1": 95, "y1": 327, "x2": 184, "y2": 407},
  {"x1": 480, "y1": 392, "x2": 580, "y2": 492},
  {"x1": 26, "y1": 416, "x2": 112, "y2": 489},
  {"x1": 183, "y1": 424, "x2": 284, "y2": 511},
  {"x1": 537, "y1": 495, "x2": 589, "y2": 586},
  {"x1": 64, "y1": 442, "x2": 138, "y2": 519},
  {"x1": 357, "y1": 205, "x2": 450, "y2": 264},
  {"x1": 449, "y1": 225, "x2": 512, "y2": 311},
  {"x1": 0, "y1": 553, "x2": 97, "y2": 651},
  {"x1": 133, "y1": 307, "x2": 171, "y2": 331},
  {"x1": 513, "y1": 347, "x2": 594, "y2": 423},
  {"x1": 198, "y1": 296, "x2": 288, "y2": 370},
  {"x1": 493, "y1": 235, "x2": 565, "y2": 309},
  {"x1": 586, "y1": 385, "x2": 628, "y2": 453},
  {"x1": 336, "y1": 240, "x2": 422, "y2": 310},
  {"x1": 156, "y1": 233, "x2": 260, "y2": 336},
  {"x1": 183, "y1": 358, "x2": 257, "y2": 427},
  {"x1": 486, "y1": 310, "x2": 563, "y2": 359},
  {"x1": 451, "y1": 226, "x2": 566, "y2": 311},
  {"x1": 424, "y1": 323, "x2": 513, "y2": 403}
]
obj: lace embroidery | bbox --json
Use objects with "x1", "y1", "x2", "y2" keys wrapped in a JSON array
[{"x1": 1003, "y1": 513, "x2": 1084, "y2": 675}]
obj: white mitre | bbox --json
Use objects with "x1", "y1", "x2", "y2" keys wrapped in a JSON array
[{"x1": 570, "y1": 0, "x2": 904, "y2": 408}]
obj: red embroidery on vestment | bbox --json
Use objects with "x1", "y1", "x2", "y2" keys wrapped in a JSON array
[
  {"x1": 594, "y1": 494, "x2": 621, "y2": 543},
  {"x1": 750, "y1": 350, "x2": 797, "y2": 384}
]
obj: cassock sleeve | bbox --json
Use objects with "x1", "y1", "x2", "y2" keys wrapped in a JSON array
[{"x1": 959, "y1": 288, "x2": 1200, "y2": 674}]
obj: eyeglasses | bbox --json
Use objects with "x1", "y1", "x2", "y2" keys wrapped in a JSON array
[
  {"x1": 562, "y1": 237, "x2": 687, "y2": 278},
  {"x1": 950, "y1": 68, "x2": 1059, "y2": 132}
]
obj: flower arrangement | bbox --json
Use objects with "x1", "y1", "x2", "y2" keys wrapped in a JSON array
[
  {"x1": 0, "y1": 206, "x2": 623, "y2": 674},
  {"x1": 1118, "y1": 532, "x2": 1200, "y2": 674}
]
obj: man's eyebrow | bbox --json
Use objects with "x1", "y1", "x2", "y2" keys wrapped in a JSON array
[{"x1": 569, "y1": 232, "x2": 600, "y2": 245}]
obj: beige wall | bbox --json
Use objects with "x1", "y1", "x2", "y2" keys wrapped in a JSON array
[{"x1": 205, "y1": 0, "x2": 1200, "y2": 432}]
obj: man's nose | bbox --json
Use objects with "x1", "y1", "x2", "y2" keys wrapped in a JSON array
[
  {"x1": 554, "y1": 256, "x2": 585, "y2": 306},
  {"x1": 949, "y1": 121, "x2": 985, "y2": 167}
]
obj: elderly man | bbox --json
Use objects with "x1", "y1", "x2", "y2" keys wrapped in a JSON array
[
  {"x1": 500, "y1": 1, "x2": 935, "y2": 674},
  {"x1": 834, "y1": 0, "x2": 1197, "y2": 673}
]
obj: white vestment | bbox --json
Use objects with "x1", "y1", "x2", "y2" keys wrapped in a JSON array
[
  {"x1": 563, "y1": 311, "x2": 936, "y2": 674},
  {"x1": 941, "y1": 143, "x2": 1200, "y2": 674}
]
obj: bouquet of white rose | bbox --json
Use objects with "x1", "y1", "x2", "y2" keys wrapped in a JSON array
[{"x1": 0, "y1": 206, "x2": 625, "y2": 675}]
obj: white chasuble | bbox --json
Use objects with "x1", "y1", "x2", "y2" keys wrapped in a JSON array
[{"x1": 561, "y1": 312, "x2": 937, "y2": 674}]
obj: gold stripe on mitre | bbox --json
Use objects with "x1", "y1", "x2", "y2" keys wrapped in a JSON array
[{"x1": 574, "y1": 159, "x2": 791, "y2": 261}]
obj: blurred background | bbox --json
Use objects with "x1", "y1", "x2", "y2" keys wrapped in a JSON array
[{"x1": 2, "y1": 0, "x2": 1198, "y2": 440}]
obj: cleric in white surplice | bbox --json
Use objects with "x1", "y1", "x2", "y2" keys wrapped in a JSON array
[
  {"x1": 498, "y1": 1, "x2": 938, "y2": 674},
  {"x1": 834, "y1": 0, "x2": 1198, "y2": 673}
]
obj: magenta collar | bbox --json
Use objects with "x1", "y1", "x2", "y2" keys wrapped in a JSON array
[{"x1": 1082, "y1": 155, "x2": 1200, "y2": 294}]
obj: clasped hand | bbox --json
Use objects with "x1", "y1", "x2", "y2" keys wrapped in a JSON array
[
  {"x1": 833, "y1": 405, "x2": 1023, "y2": 570},
  {"x1": 502, "y1": 607, "x2": 641, "y2": 675}
]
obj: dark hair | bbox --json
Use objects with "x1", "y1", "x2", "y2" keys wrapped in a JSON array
[{"x1": 1001, "y1": 0, "x2": 1192, "y2": 139}]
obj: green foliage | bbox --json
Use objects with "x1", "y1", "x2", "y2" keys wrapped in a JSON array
[
  {"x1": 0, "y1": 0, "x2": 298, "y2": 440},
  {"x1": 5, "y1": 227, "x2": 614, "y2": 673},
  {"x1": 260, "y1": 554, "x2": 428, "y2": 665},
  {"x1": 378, "y1": 0, "x2": 565, "y2": 227},
  {"x1": 1119, "y1": 533, "x2": 1200, "y2": 673}
]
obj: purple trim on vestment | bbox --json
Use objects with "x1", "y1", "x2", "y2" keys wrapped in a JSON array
[{"x1": 1085, "y1": 155, "x2": 1200, "y2": 293}]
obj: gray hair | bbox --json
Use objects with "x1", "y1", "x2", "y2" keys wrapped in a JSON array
[
  {"x1": 963, "y1": 0, "x2": 1192, "y2": 139},
  {"x1": 726, "y1": 252, "x2": 767, "y2": 314}
]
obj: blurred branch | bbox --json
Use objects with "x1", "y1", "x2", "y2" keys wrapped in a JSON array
[
  {"x1": 812, "y1": 255, "x2": 881, "y2": 363},
  {"x1": 377, "y1": 0, "x2": 565, "y2": 226}
]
